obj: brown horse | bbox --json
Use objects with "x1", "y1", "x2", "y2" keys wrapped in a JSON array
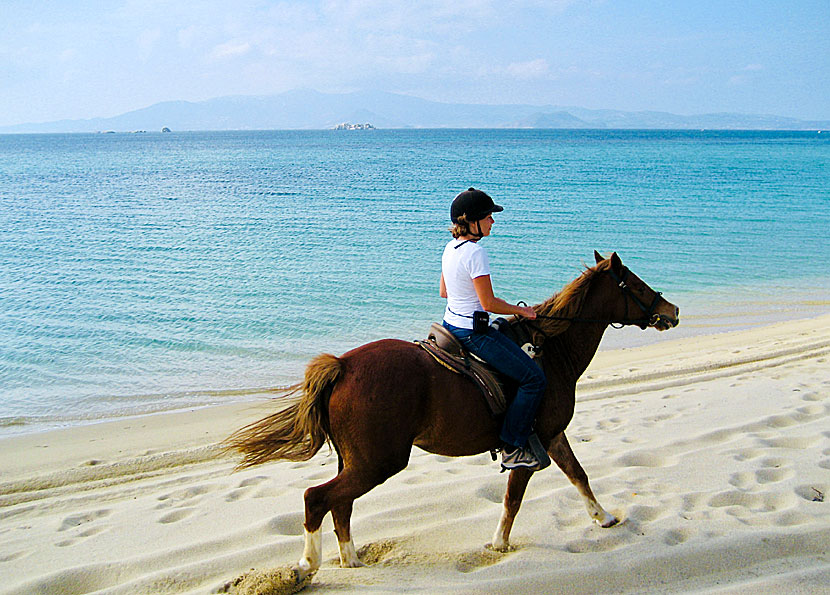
[{"x1": 227, "y1": 251, "x2": 679, "y2": 580}]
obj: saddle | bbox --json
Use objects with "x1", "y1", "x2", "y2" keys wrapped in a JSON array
[{"x1": 416, "y1": 321, "x2": 541, "y2": 417}]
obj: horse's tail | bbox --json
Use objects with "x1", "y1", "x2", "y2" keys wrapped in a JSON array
[{"x1": 226, "y1": 353, "x2": 343, "y2": 468}]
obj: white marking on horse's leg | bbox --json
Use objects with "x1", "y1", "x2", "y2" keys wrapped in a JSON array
[
  {"x1": 298, "y1": 528, "x2": 322, "y2": 579},
  {"x1": 584, "y1": 496, "x2": 618, "y2": 527},
  {"x1": 338, "y1": 537, "x2": 364, "y2": 568},
  {"x1": 490, "y1": 508, "x2": 513, "y2": 551}
]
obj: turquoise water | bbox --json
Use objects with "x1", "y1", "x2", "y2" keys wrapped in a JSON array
[{"x1": 1, "y1": 130, "x2": 828, "y2": 433}]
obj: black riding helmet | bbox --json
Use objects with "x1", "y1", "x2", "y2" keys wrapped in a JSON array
[{"x1": 450, "y1": 188, "x2": 503, "y2": 223}]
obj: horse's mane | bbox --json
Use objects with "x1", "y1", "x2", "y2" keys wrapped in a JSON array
[{"x1": 533, "y1": 259, "x2": 609, "y2": 336}]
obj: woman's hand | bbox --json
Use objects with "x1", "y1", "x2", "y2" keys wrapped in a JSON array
[
  {"x1": 472, "y1": 275, "x2": 537, "y2": 319},
  {"x1": 517, "y1": 305, "x2": 537, "y2": 319}
]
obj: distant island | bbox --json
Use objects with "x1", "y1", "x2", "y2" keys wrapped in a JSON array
[
  {"x1": 2, "y1": 89, "x2": 828, "y2": 133},
  {"x1": 333, "y1": 122, "x2": 375, "y2": 130}
]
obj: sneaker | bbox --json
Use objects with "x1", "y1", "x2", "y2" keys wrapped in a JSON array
[{"x1": 500, "y1": 446, "x2": 541, "y2": 471}]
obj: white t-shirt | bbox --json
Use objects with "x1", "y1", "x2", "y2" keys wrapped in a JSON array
[{"x1": 442, "y1": 239, "x2": 491, "y2": 329}]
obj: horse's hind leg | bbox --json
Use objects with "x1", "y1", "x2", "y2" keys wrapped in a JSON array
[
  {"x1": 299, "y1": 461, "x2": 407, "y2": 576},
  {"x1": 490, "y1": 467, "x2": 533, "y2": 551},
  {"x1": 332, "y1": 500, "x2": 362, "y2": 568},
  {"x1": 329, "y1": 456, "x2": 362, "y2": 567},
  {"x1": 549, "y1": 432, "x2": 618, "y2": 527}
]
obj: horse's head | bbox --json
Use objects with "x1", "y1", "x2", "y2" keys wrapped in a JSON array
[{"x1": 593, "y1": 251, "x2": 679, "y2": 331}]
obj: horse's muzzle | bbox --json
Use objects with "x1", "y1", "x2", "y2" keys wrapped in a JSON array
[{"x1": 649, "y1": 311, "x2": 679, "y2": 331}]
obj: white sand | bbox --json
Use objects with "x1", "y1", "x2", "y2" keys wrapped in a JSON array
[{"x1": 1, "y1": 315, "x2": 828, "y2": 594}]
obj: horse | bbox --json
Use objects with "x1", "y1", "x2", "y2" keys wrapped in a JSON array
[{"x1": 226, "y1": 251, "x2": 679, "y2": 581}]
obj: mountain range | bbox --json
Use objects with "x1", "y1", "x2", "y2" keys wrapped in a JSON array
[{"x1": 3, "y1": 89, "x2": 828, "y2": 133}]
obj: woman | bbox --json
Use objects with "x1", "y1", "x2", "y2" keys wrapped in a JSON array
[{"x1": 439, "y1": 188, "x2": 547, "y2": 471}]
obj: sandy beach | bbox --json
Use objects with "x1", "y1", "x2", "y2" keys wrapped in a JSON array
[{"x1": 1, "y1": 314, "x2": 828, "y2": 594}]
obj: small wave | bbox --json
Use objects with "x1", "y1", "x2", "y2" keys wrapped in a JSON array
[
  {"x1": 95, "y1": 384, "x2": 291, "y2": 404},
  {"x1": 0, "y1": 416, "x2": 30, "y2": 428}
]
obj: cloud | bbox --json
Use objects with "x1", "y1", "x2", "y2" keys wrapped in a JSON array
[
  {"x1": 505, "y1": 59, "x2": 550, "y2": 79},
  {"x1": 59, "y1": 48, "x2": 78, "y2": 64},
  {"x1": 210, "y1": 40, "x2": 252, "y2": 60},
  {"x1": 729, "y1": 64, "x2": 763, "y2": 85},
  {"x1": 138, "y1": 28, "x2": 161, "y2": 61}
]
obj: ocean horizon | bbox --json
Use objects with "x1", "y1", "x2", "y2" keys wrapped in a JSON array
[{"x1": 1, "y1": 129, "x2": 828, "y2": 435}]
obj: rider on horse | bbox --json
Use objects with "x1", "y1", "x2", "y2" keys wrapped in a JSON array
[{"x1": 439, "y1": 188, "x2": 546, "y2": 471}]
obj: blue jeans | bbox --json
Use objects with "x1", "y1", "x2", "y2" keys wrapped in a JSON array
[{"x1": 443, "y1": 321, "x2": 546, "y2": 448}]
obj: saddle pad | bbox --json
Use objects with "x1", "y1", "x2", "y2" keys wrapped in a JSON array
[{"x1": 416, "y1": 339, "x2": 507, "y2": 417}]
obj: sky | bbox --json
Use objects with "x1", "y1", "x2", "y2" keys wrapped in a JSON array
[{"x1": 1, "y1": 0, "x2": 829, "y2": 127}]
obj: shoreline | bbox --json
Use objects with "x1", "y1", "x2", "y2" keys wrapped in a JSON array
[
  {"x1": 3, "y1": 291, "x2": 828, "y2": 440},
  {"x1": 4, "y1": 313, "x2": 828, "y2": 470},
  {"x1": 1, "y1": 313, "x2": 828, "y2": 593}
]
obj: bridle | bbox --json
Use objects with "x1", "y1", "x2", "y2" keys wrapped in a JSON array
[
  {"x1": 503, "y1": 265, "x2": 677, "y2": 381},
  {"x1": 607, "y1": 266, "x2": 669, "y2": 330},
  {"x1": 522, "y1": 266, "x2": 676, "y2": 332}
]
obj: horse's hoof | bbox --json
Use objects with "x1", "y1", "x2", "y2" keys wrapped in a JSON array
[
  {"x1": 485, "y1": 542, "x2": 514, "y2": 553},
  {"x1": 341, "y1": 559, "x2": 366, "y2": 568},
  {"x1": 599, "y1": 515, "x2": 620, "y2": 528},
  {"x1": 294, "y1": 563, "x2": 317, "y2": 584}
]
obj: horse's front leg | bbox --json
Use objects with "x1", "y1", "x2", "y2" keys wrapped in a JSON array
[
  {"x1": 549, "y1": 432, "x2": 618, "y2": 527},
  {"x1": 490, "y1": 467, "x2": 533, "y2": 551}
]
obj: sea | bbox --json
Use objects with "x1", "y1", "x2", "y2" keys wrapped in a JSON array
[{"x1": 1, "y1": 129, "x2": 828, "y2": 436}]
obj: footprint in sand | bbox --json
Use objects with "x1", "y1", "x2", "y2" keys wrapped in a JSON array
[
  {"x1": 265, "y1": 512, "x2": 305, "y2": 536},
  {"x1": 796, "y1": 403, "x2": 827, "y2": 417},
  {"x1": 463, "y1": 453, "x2": 496, "y2": 466},
  {"x1": 794, "y1": 484, "x2": 827, "y2": 503},
  {"x1": 225, "y1": 476, "x2": 273, "y2": 501},
  {"x1": 56, "y1": 525, "x2": 109, "y2": 547},
  {"x1": 708, "y1": 490, "x2": 798, "y2": 514},
  {"x1": 755, "y1": 467, "x2": 794, "y2": 484},
  {"x1": 288, "y1": 470, "x2": 334, "y2": 489},
  {"x1": 58, "y1": 509, "x2": 111, "y2": 532},
  {"x1": 475, "y1": 481, "x2": 505, "y2": 504},
  {"x1": 596, "y1": 417, "x2": 623, "y2": 431},
  {"x1": 774, "y1": 510, "x2": 814, "y2": 526},
  {"x1": 626, "y1": 504, "x2": 663, "y2": 523},
  {"x1": 663, "y1": 527, "x2": 694, "y2": 546},
  {"x1": 554, "y1": 514, "x2": 584, "y2": 530},
  {"x1": 681, "y1": 492, "x2": 706, "y2": 514},
  {"x1": 565, "y1": 527, "x2": 635, "y2": 554},
  {"x1": 430, "y1": 455, "x2": 454, "y2": 464},
  {"x1": 56, "y1": 510, "x2": 112, "y2": 547},
  {"x1": 455, "y1": 548, "x2": 506, "y2": 573},
  {"x1": 0, "y1": 550, "x2": 31, "y2": 562},
  {"x1": 759, "y1": 435, "x2": 820, "y2": 449},
  {"x1": 728, "y1": 471, "x2": 755, "y2": 489},
  {"x1": 759, "y1": 456, "x2": 789, "y2": 467},
  {"x1": 156, "y1": 484, "x2": 217, "y2": 509},
  {"x1": 616, "y1": 451, "x2": 673, "y2": 468},
  {"x1": 731, "y1": 448, "x2": 764, "y2": 461},
  {"x1": 763, "y1": 414, "x2": 799, "y2": 428},
  {"x1": 158, "y1": 507, "x2": 197, "y2": 524}
]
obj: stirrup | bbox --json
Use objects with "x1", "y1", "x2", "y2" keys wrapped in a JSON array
[
  {"x1": 526, "y1": 433, "x2": 551, "y2": 470},
  {"x1": 498, "y1": 434, "x2": 551, "y2": 473}
]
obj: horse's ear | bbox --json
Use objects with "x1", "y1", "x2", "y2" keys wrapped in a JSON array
[
  {"x1": 610, "y1": 252, "x2": 623, "y2": 273},
  {"x1": 594, "y1": 250, "x2": 604, "y2": 264}
]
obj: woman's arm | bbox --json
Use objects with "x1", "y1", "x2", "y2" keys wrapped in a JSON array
[
  {"x1": 439, "y1": 273, "x2": 448, "y2": 298},
  {"x1": 472, "y1": 275, "x2": 536, "y2": 318}
]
